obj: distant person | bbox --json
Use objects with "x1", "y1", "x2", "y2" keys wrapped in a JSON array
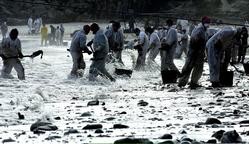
[
  {"x1": 1, "y1": 22, "x2": 8, "y2": 39},
  {"x1": 27, "y1": 17, "x2": 33, "y2": 34},
  {"x1": 34, "y1": 18, "x2": 40, "y2": 33},
  {"x1": 69, "y1": 25, "x2": 92, "y2": 78},
  {"x1": 160, "y1": 19, "x2": 180, "y2": 74},
  {"x1": 40, "y1": 24, "x2": 48, "y2": 46},
  {"x1": 0, "y1": 29, "x2": 25, "y2": 80},
  {"x1": 105, "y1": 21, "x2": 124, "y2": 64},
  {"x1": 55, "y1": 26, "x2": 62, "y2": 45},
  {"x1": 178, "y1": 16, "x2": 210, "y2": 89},
  {"x1": 134, "y1": 28, "x2": 149, "y2": 71},
  {"x1": 60, "y1": 24, "x2": 65, "y2": 45},
  {"x1": 238, "y1": 26, "x2": 248, "y2": 63},
  {"x1": 88, "y1": 23, "x2": 115, "y2": 82},
  {"x1": 50, "y1": 25, "x2": 56, "y2": 45}
]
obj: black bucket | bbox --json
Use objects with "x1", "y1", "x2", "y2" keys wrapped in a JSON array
[
  {"x1": 220, "y1": 71, "x2": 234, "y2": 87},
  {"x1": 115, "y1": 68, "x2": 133, "y2": 77},
  {"x1": 243, "y1": 62, "x2": 249, "y2": 74},
  {"x1": 161, "y1": 70, "x2": 178, "y2": 84}
]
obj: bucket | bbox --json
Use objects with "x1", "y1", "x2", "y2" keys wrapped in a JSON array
[
  {"x1": 243, "y1": 62, "x2": 249, "y2": 74},
  {"x1": 220, "y1": 71, "x2": 234, "y2": 87},
  {"x1": 161, "y1": 70, "x2": 178, "y2": 84},
  {"x1": 115, "y1": 68, "x2": 133, "y2": 77}
]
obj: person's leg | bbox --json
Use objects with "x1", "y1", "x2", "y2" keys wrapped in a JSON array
[
  {"x1": 89, "y1": 61, "x2": 99, "y2": 81},
  {"x1": 13, "y1": 59, "x2": 25, "y2": 80},
  {"x1": 160, "y1": 50, "x2": 167, "y2": 71},
  {"x1": 70, "y1": 52, "x2": 80, "y2": 77},
  {"x1": 1, "y1": 60, "x2": 13, "y2": 78},
  {"x1": 208, "y1": 46, "x2": 221, "y2": 83},
  {"x1": 166, "y1": 46, "x2": 180, "y2": 73},
  {"x1": 178, "y1": 56, "x2": 195, "y2": 87},
  {"x1": 190, "y1": 55, "x2": 204, "y2": 85},
  {"x1": 97, "y1": 60, "x2": 115, "y2": 81}
]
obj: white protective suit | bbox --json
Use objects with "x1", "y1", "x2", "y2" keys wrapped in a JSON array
[
  {"x1": 69, "y1": 30, "x2": 87, "y2": 77},
  {"x1": 105, "y1": 29, "x2": 124, "y2": 63},
  {"x1": 147, "y1": 31, "x2": 161, "y2": 64},
  {"x1": 28, "y1": 17, "x2": 33, "y2": 34},
  {"x1": 178, "y1": 23, "x2": 207, "y2": 87},
  {"x1": 0, "y1": 37, "x2": 25, "y2": 80},
  {"x1": 134, "y1": 31, "x2": 149, "y2": 70},
  {"x1": 89, "y1": 29, "x2": 114, "y2": 81},
  {"x1": 206, "y1": 26, "x2": 237, "y2": 83},
  {"x1": 160, "y1": 26, "x2": 179, "y2": 72}
]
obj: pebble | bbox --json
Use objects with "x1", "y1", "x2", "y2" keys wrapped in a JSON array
[{"x1": 82, "y1": 124, "x2": 103, "y2": 130}]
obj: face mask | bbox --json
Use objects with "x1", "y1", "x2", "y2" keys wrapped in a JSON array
[{"x1": 204, "y1": 23, "x2": 210, "y2": 28}]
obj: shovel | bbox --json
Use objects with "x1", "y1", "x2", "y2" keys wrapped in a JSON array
[{"x1": 1, "y1": 50, "x2": 43, "y2": 59}]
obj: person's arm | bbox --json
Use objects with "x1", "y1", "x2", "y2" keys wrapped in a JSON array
[
  {"x1": 138, "y1": 32, "x2": 145, "y2": 46},
  {"x1": 17, "y1": 39, "x2": 24, "y2": 58}
]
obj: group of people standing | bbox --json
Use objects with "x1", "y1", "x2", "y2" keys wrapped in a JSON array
[
  {"x1": 28, "y1": 16, "x2": 42, "y2": 34},
  {"x1": 1, "y1": 17, "x2": 248, "y2": 89},
  {"x1": 40, "y1": 24, "x2": 65, "y2": 46},
  {"x1": 135, "y1": 16, "x2": 248, "y2": 88}
]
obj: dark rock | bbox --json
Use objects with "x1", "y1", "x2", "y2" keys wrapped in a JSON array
[
  {"x1": 64, "y1": 129, "x2": 79, "y2": 135},
  {"x1": 113, "y1": 124, "x2": 129, "y2": 129},
  {"x1": 220, "y1": 130, "x2": 242, "y2": 143},
  {"x1": 137, "y1": 100, "x2": 149, "y2": 106},
  {"x1": 114, "y1": 138, "x2": 153, "y2": 144},
  {"x1": 71, "y1": 97, "x2": 79, "y2": 100},
  {"x1": 239, "y1": 120, "x2": 249, "y2": 124},
  {"x1": 45, "y1": 135, "x2": 61, "y2": 140},
  {"x1": 105, "y1": 117, "x2": 116, "y2": 121},
  {"x1": 95, "y1": 129, "x2": 104, "y2": 133},
  {"x1": 180, "y1": 137, "x2": 193, "y2": 142},
  {"x1": 212, "y1": 130, "x2": 225, "y2": 141},
  {"x1": 119, "y1": 111, "x2": 127, "y2": 114},
  {"x1": 54, "y1": 116, "x2": 61, "y2": 120},
  {"x1": 2, "y1": 138, "x2": 15, "y2": 143},
  {"x1": 233, "y1": 110, "x2": 240, "y2": 115},
  {"x1": 102, "y1": 102, "x2": 105, "y2": 106},
  {"x1": 18, "y1": 112, "x2": 25, "y2": 120},
  {"x1": 158, "y1": 140, "x2": 174, "y2": 144},
  {"x1": 179, "y1": 129, "x2": 187, "y2": 134},
  {"x1": 180, "y1": 141, "x2": 191, "y2": 144},
  {"x1": 205, "y1": 118, "x2": 221, "y2": 125},
  {"x1": 159, "y1": 134, "x2": 173, "y2": 139},
  {"x1": 206, "y1": 139, "x2": 217, "y2": 143},
  {"x1": 80, "y1": 112, "x2": 92, "y2": 117},
  {"x1": 87, "y1": 100, "x2": 99, "y2": 106},
  {"x1": 33, "y1": 129, "x2": 46, "y2": 135},
  {"x1": 82, "y1": 124, "x2": 103, "y2": 130},
  {"x1": 30, "y1": 121, "x2": 58, "y2": 132}
]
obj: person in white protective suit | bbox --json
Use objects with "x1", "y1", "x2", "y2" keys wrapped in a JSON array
[
  {"x1": 160, "y1": 19, "x2": 180, "y2": 74},
  {"x1": 133, "y1": 28, "x2": 149, "y2": 71},
  {"x1": 27, "y1": 17, "x2": 33, "y2": 34},
  {"x1": 1, "y1": 22, "x2": 8, "y2": 39},
  {"x1": 104, "y1": 21, "x2": 124, "y2": 64},
  {"x1": 0, "y1": 29, "x2": 25, "y2": 80},
  {"x1": 55, "y1": 26, "x2": 62, "y2": 45},
  {"x1": 175, "y1": 29, "x2": 189, "y2": 59},
  {"x1": 145, "y1": 27, "x2": 161, "y2": 66},
  {"x1": 88, "y1": 23, "x2": 116, "y2": 82},
  {"x1": 206, "y1": 26, "x2": 244, "y2": 87},
  {"x1": 69, "y1": 25, "x2": 92, "y2": 78},
  {"x1": 178, "y1": 16, "x2": 211, "y2": 89},
  {"x1": 34, "y1": 18, "x2": 40, "y2": 33}
]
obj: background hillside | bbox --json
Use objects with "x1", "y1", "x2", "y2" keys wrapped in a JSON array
[{"x1": 0, "y1": 0, "x2": 248, "y2": 25}]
